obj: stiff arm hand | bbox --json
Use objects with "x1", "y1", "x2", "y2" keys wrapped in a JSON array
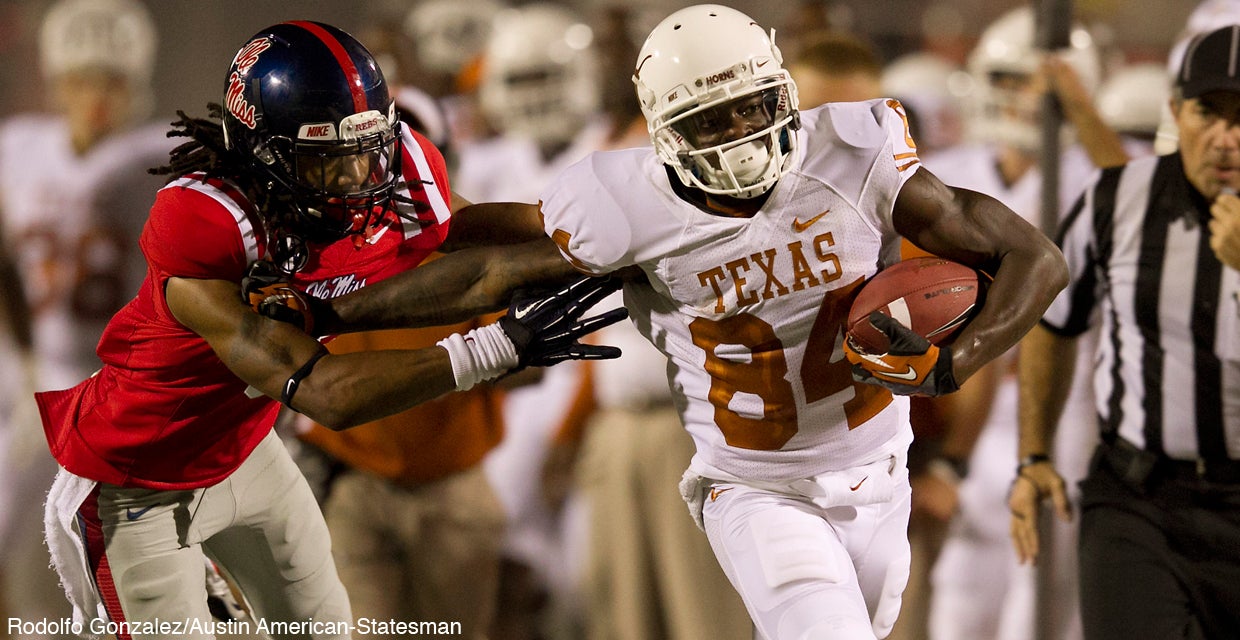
[
  {"x1": 245, "y1": 264, "x2": 627, "y2": 387},
  {"x1": 498, "y1": 275, "x2": 627, "y2": 368}
]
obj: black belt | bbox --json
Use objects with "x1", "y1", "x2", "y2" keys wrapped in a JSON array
[{"x1": 1101, "y1": 437, "x2": 1240, "y2": 486}]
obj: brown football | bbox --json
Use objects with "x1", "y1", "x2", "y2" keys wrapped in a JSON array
[{"x1": 846, "y1": 257, "x2": 984, "y2": 353}]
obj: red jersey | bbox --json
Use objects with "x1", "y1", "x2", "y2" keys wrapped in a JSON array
[{"x1": 35, "y1": 129, "x2": 453, "y2": 489}]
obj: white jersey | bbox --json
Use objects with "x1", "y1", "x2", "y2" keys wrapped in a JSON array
[
  {"x1": 541, "y1": 99, "x2": 921, "y2": 482},
  {"x1": 0, "y1": 115, "x2": 171, "y2": 390}
]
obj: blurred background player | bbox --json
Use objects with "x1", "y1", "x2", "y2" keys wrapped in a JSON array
[
  {"x1": 400, "y1": 0, "x2": 504, "y2": 148},
  {"x1": 451, "y1": 5, "x2": 606, "y2": 637},
  {"x1": 1094, "y1": 62, "x2": 1173, "y2": 155},
  {"x1": 784, "y1": 30, "x2": 883, "y2": 107},
  {"x1": 0, "y1": 0, "x2": 169, "y2": 631},
  {"x1": 913, "y1": 6, "x2": 1125, "y2": 640},
  {"x1": 880, "y1": 52, "x2": 970, "y2": 156}
]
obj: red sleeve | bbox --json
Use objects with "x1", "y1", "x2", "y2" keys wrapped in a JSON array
[
  {"x1": 140, "y1": 181, "x2": 256, "y2": 285},
  {"x1": 406, "y1": 128, "x2": 452, "y2": 204},
  {"x1": 384, "y1": 128, "x2": 454, "y2": 260}
]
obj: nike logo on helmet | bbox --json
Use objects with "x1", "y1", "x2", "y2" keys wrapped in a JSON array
[
  {"x1": 634, "y1": 54, "x2": 654, "y2": 79},
  {"x1": 792, "y1": 210, "x2": 829, "y2": 232}
]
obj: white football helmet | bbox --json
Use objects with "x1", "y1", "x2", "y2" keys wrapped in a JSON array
[
  {"x1": 477, "y1": 3, "x2": 600, "y2": 149},
  {"x1": 633, "y1": 4, "x2": 799, "y2": 200},
  {"x1": 404, "y1": 0, "x2": 503, "y2": 76},
  {"x1": 966, "y1": 6, "x2": 1100, "y2": 151},
  {"x1": 39, "y1": 0, "x2": 156, "y2": 83},
  {"x1": 1095, "y1": 63, "x2": 1171, "y2": 139},
  {"x1": 881, "y1": 52, "x2": 971, "y2": 152}
]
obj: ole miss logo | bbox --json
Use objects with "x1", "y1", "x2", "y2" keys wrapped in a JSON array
[{"x1": 226, "y1": 37, "x2": 272, "y2": 129}]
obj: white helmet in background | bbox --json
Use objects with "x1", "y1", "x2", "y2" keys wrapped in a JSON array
[
  {"x1": 39, "y1": 0, "x2": 156, "y2": 83},
  {"x1": 881, "y1": 52, "x2": 970, "y2": 152},
  {"x1": 633, "y1": 4, "x2": 799, "y2": 200},
  {"x1": 966, "y1": 6, "x2": 1100, "y2": 151},
  {"x1": 1095, "y1": 63, "x2": 1171, "y2": 139},
  {"x1": 405, "y1": 0, "x2": 502, "y2": 76},
  {"x1": 478, "y1": 3, "x2": 600, "y2": 149}
]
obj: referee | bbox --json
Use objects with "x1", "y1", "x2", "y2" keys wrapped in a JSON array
[{"x1": 1009, "y1": 24, "x2": 1240, "y2": 640}]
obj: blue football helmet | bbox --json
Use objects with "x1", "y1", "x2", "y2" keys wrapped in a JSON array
[{"x1": 222, "y1": 21, "x2": 401, "y2": 240}]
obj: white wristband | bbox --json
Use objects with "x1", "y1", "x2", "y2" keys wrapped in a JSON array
[{"x1": 436, "y1": 323, "x2": 520, "y2": 391}]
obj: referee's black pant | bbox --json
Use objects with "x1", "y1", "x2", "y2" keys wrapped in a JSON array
[{"x1": 1078, "y1": 441, "x2": 1240, "y2": 640}]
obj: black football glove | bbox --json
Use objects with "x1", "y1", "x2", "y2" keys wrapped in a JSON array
[
  {"x1": 498, "y1": 275, "x2": 629, "y2": 368},
  {"x1": 241, "y1": 260, "x2": 323, "y2": 335},
  {"x1": 844, "y1": 312, "x2": 959, "y2": 397}
]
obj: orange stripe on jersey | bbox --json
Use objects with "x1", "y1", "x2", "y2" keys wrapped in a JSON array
[
  {"x1": 893, "y1": 152, "x2": 919, "y2": 161},
  {"x1": 550, "y1": 228, "x2": 597, "y2": 275},
  {"x1": 885, "y1": 98, "x2": 917, "y2": 150},
  {"x1": 896, "y1": 160, "x2": 920, "y2": 172}
]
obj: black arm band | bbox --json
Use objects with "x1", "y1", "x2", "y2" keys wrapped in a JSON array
[{"x1": 281, "y1": 348, "x2": 328, "y2": 409}]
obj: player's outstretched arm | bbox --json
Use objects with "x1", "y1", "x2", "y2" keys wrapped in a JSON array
[
  {"x1": 439, "y1": 198, "x2": 549, "y2": 251},
  {"x1": 317, "y1": 238, "x2": 579, "y2": 335},
  {"x1": 167, "y1": 272, "x2": 625, "y2": 430},
  {"x1": 892, "y1": 169, "x2": 1068, "y2": 384}
]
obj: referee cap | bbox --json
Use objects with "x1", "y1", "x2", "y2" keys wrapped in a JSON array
[{"x1": 1177, "y1": 24, "x2": 1240, "y2": 99}]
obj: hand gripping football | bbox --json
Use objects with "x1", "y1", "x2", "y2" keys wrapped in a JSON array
[{"x1": 846, "y1": 257, "x2": 984, "y2": 354}]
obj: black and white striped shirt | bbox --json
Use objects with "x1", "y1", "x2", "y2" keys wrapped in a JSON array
[{"x1": 1044, "y1": 152, "x2": 1240, "y2": 462}]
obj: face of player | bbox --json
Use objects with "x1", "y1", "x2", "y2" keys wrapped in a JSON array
[
  {"x1": 675, "y1": 91, "x2": 776, "y2": 150},
  {"x1": 54, "y1": 67, "x2": 135, "y2": 154},
  {"x1": 296, "y1": 152, "x2": 379, "y2": 196},
  {"x1": 1175, "y1": 90, "x2": 1240, "y2": 199},
  {"x1": 989, "y1": 71, "x2": 1040, "y2": 128}
]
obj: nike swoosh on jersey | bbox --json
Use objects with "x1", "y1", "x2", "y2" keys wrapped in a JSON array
[
  {"x1": 849, "y1": 477, "x2": 868, "y2": 491},
  {"x1": 126, "y1": 505, "x2": 157, "y2": 521},
  {"x1": 791, "y1": 210, "x2": 829, "y2": 232},
  {"x1": 874, "y1": 366, "x2": 918, "y2": 381},
  {"x1": 710, "y1": 486, "x2": 734, "y2": 502}
]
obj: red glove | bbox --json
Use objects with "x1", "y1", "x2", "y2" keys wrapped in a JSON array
[{"x1": 844, "y1": 312, "x2": 959, "y2": 396}]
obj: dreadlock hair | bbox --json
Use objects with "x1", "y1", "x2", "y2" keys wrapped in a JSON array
[{"x1": 151, "y1": 103, "x2": 312, "y2": 272}]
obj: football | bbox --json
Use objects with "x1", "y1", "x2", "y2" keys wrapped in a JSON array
[{"x1": 846, "y1": 257, "x2": 984, "y2": 353}]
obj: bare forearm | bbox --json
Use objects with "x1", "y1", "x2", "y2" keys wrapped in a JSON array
[
  {"x1": 293, "y1": 348, "x2": 459, "y2": 429},
  {"x1": 442, "y1": 201, "x2": 547, "y2": 251},
  {"x1": 322, "y1": 239, "x2": 577, "y2": 333},
  {"x1": 1017, "y1": 325, "x2": 1077, "y2": 457},
  {"x1": 912, "y1": 188, "x2": 1068, "y2": 382},
  {"x1": 949, "y1": 237, "x2": 1067, "y2": 381}
]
